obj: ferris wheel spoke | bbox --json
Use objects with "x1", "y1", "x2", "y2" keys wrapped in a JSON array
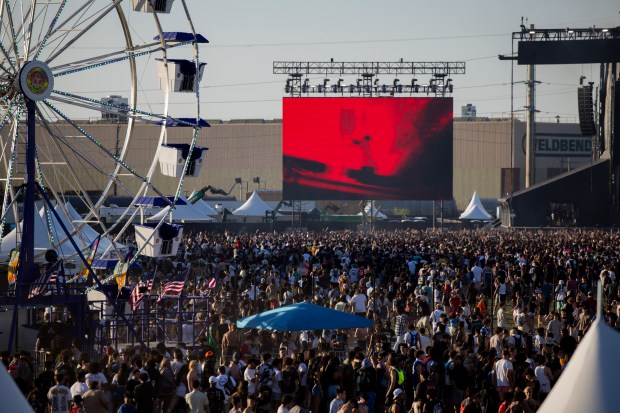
[
  {"x1": 27, "y1": 0, "x2": 97, "y2": 63},
  {"x1": 42, "y1": 0, "x2": 122, "y2": 65},
  {"x1": 49, "y1": 40, "x2": 158, "y2": 73},
  {"x1": 0, "y1": 38, "x2": 17, "y2": 72},
  {"x1": 52, "y1": 40, "x2": 192, "y2": 78},
  {"x1": 31, "y1": 0, "x2": 67, "y2": 61},
  {"x1": 49, "y1": 89, "x2": 194, "y2": 126},
  {"x1": 3, "y1": 0, "x2": 22, "y2": 68},
  {"x1": 42, "y1": 99, "x2": 172, "y2": 204}
]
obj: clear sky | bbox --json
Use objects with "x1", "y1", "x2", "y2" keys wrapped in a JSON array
[{"x1": 62, "y1": 0, "x2": 620, "y2": 122}]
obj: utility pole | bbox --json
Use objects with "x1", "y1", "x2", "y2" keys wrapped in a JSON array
[{"x1": 525, "y1": 58, "x2": 539, "y2": 187}]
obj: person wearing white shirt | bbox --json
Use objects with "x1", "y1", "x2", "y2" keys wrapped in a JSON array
[
  {"x1": 244, "y1": 359, "x2": 259, "y2": 396},
  {"x1": 69, "y1": 371, "x2": 89, "y2": 399},
  {"x1": 350, "y1": 288, "x2": 368, "y2": 316},
  {"x1": 472, "y1": 264, "x2": 483, "y2": 288},
  {"x1": 492, "y1": 349, "x2": 514, "y2": 400}
]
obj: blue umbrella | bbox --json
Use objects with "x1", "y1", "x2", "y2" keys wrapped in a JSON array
[{"x1": 236, "y1": 302, "x2": 373, "y2": 331}]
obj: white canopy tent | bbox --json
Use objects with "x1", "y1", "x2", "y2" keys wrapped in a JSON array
[
  {"x1": 148, "y1": 194, "x2": 214, "y2": 222},
  {"x1": 63, "y1": 203, "x2": 124, "y2": 257},
  {"x1": 538, "y1": 288, "x2": 620, "y2": 413},
  {"x1": 193, "y1": 200, "x2": 219, "y2": 216},
  {"x1": 232, "y1": 191, "x2": 275, "y2": 217},
  {"x1": 0, "y1": 205, "x2": 90, "y2": 260},
  {"x1": 459, "y1": 191, "x2": 492, "y2": 220},
  {"x1": 0, "y1": 363, "x2": 34, "y2": 412},
  {"x1": 0, "y1": 203, "x2": 123, "y2": 261}
]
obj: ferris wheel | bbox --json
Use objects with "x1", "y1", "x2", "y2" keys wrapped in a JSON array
[{"x1": 0, "y1": 0, "x2": 208, "y2": 269}]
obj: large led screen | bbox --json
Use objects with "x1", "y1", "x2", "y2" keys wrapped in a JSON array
[{"x1": 283, "y1": 97, "x2": 453, "y2": 200}]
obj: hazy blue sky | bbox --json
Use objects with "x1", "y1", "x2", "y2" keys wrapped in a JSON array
[{"x1": 63, "y1": 0, "x2": 620, "y2": 122}]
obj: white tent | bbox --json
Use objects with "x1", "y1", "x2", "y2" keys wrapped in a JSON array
[
  {"x1": 538, "y1": 289, "x2": 620, "y2": 413},
  {"x1": 0, "y1": 363, "x2": 34, "y2": 412},
  {"x1": 459, "y1": 191, "x2": 492, "y2": 220},
  {"x1": 148, "y1": 194, "x2": 214, "y2": 222},
  {"x1": 63, "y1": 203, "x2": 125, "y2": 257},
  {"x1": 0, "y1": 205, "x2": 90, "y2": 259},
  {"x1": 194, "y1": 200, "x2": 219, "y2": 216},
  {"x1": 232, "y1": 191, "x2": 274, "y2": 217},
  {"x1": 357, "y1": 202, "x2": 388, "y2": 220},
  {"x1": 0, "y1": 203, "x2": 123, "y2": 261}
]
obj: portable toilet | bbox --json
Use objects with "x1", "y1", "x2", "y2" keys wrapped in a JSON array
[
  {"x1": 134, "y1": 222, "x2": 183, "y2": 257},
  {"x1": 156, "y1": 59, "x2": 206, "y2": 93},
  {"x1": 158, "y1": 144, "x2": 208, "y2": 178},
  {"x1": 132, "y1": 0, "x2": 175, "y2": 13}
]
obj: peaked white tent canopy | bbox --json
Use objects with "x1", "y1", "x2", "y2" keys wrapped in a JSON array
[
  {"x1": 459, "y1": 191, "x2": 492, "y2": 220},
  {"x1": 232, "y1": 191, "x2": 274, "y2": 216},
  {"x1": 194, "y1": 200, "x2": 219, "y2": 216},
  {"x1": 0, "y1": 203, "x2": 123, "y2": 261},
  {"x1": 148, "y1": 194, "x2": 214, "y2": 222},
  {"x1": 64, "y1": 203, "x2": 124, "y2": 257},
  {"x1": 0, "y1": 363, "x2": 34, "y2": 412},
  {"x1": 538, "y1": 288, "x2": 620, "y2": 413}
]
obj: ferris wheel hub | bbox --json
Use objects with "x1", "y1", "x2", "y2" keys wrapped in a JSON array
[{"x1": 15, "y1": 61, "x2": 54, "y2": 101}]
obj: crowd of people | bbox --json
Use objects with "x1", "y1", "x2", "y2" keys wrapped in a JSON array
[{"x1": 4, "y1": 228, "x2": 620, "y2": 413}]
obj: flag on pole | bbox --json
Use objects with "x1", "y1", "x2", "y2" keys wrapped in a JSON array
[
  {"x1": 130, "y1": 269, "x2": 155, "y2": 312},
  {"x1": 159, "y1": 270, "x2": 188, "y2": 299},
  {"x1": 29, "y1": 260, "x2": 63, "y2": 299},
  {"x1": 7, "y1": 249, "x2": 19, "y2": 285},
  {"x1": 77, "y1": 236, "x2": 100, "y2": 282},
  {"x1": 114, "y1": 252, "x2": 132, "y2": 291}
]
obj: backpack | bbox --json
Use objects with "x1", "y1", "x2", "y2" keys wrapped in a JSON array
[
  {"x1": 405, "y1": 330, "x2": 419, "y2": 348},
  {"x1": 280, "y1": 367, "x2": 298, "y2": 394},
  {"x1": 258, "y1": 364, "x2": 273, "y2": 389},
  {"x1": 430, "y1": 400, "x2": 445, "y2": 413},
  {"x1": 357, "y1": 368, "x2": 374, "y2": 392},
  {"x1": 224, "y1": 375, "x2": 236, "y2": 395},
  {"x1": 513, "y1": 334, "x2": 522, "y2": 349}
]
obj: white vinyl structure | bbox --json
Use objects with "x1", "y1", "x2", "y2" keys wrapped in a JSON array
[
  {"x1": 538, "y1": 286, "x2": 620, "y2": 413},
  {"x1": 149, "y1": 195, "x2": 214, "y2": 222},
  {"x1": 459, "y1": 191, "x2": 493, "y2": 220},
  {"x1": 232, "y1": 191, "x2": 275, "y2": 217},
  {"x1": 0, "y1": 364, "x2": 34, "y2": 413}
]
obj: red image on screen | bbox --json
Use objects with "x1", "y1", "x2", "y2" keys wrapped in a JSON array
[{"x1": 283, "y1": 97, "x2": 453, "y2": 200}]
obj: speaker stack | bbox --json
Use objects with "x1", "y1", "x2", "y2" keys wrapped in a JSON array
[{"x1": 577, "y1": 85, "x2": 596, "y2": 136}]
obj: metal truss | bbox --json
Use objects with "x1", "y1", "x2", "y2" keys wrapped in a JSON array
[
  {"x1": 273, "y1": 61, "x2": 465, "y2": 76},
  {"x1": 514, "y1": 26, "x2": 620, "y2": 41}
]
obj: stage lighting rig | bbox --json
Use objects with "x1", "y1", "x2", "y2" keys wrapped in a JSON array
[{"x1": 275, "y1": 60, "x2": 465, "y2": 97}]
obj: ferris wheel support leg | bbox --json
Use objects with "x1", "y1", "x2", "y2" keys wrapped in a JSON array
[
  {"x1": 8, "y1": 98, "x2": 39, "y2": 354},
  {"x1": 35, "y1": 182, "x2": 145, "y2": 348}
]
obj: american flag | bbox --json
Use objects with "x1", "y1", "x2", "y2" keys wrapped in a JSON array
[
  {"x1": 28, "y1": 260, "x2": 63, "y2": 299},
  {"x1": 159, "y1": 271, "x2": 188, "y2": 299},
  {"x1": 130, "y1": 269, "x2": 155, "y2": 312}
]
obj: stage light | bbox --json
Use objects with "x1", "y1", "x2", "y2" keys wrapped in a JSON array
[
  {"x1": 348, "y1": 84, "x2": 355, "y2": 93},
  {"x1": 337, "y1": 79, "x2": 344, "y2": 93},
  {"x1": 285, "y1": 79, "x2": 291, "y2": 93},
  {"x1": 302, "y1": 78, "x2": 310, "y2": 93},
  {"x1": 381, "y1": 85, "x2": 388, "y2": 93},
  {"x1": 602, "y1": 28, "x2": 609, "y2": 33}
]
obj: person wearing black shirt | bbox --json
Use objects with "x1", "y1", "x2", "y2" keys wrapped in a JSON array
[
  {"x1": 205, "y1": 377, "x2": 225, "y2": 413},
  {"x1": 133, "y1": 373, "x2": 156, "y2": 413}
]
